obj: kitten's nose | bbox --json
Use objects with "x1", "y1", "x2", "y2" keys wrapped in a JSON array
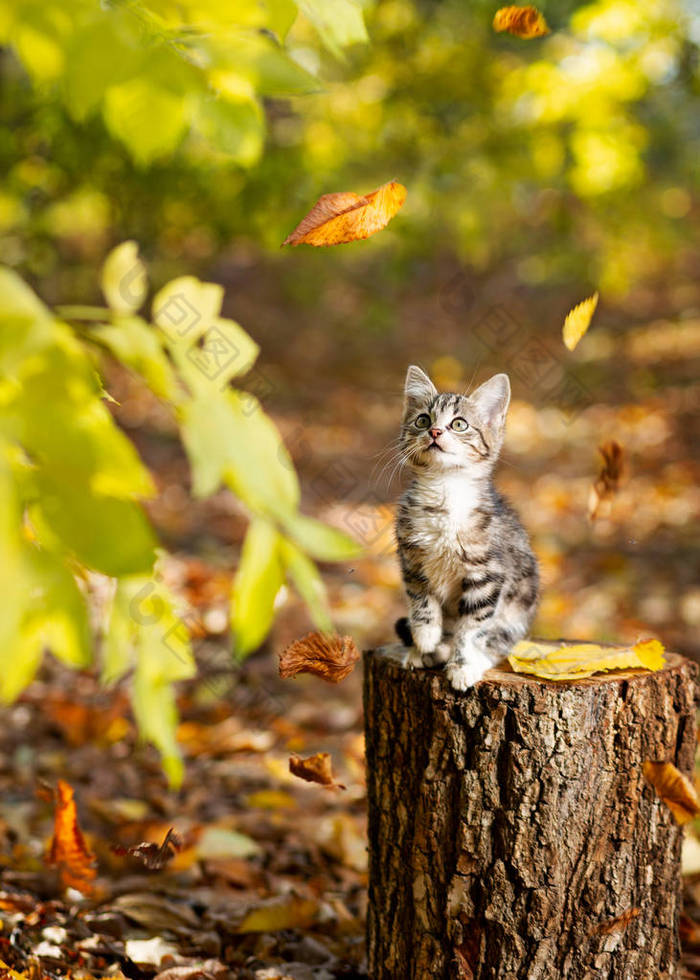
[{"x1": 429, "y1": 427, "x2": 443, "y2": 439}]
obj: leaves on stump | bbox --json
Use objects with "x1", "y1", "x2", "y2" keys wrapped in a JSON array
[{"x1": 508, "y1": 637, "x2": 666, "y2": 680}]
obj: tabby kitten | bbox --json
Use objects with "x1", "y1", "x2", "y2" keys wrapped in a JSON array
[{"x1": 394, "y1": 365, "x2": 539, "y2": 690}]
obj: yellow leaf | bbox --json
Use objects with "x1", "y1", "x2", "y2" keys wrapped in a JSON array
[
  {"x1": 236, "y1": 896, "x2": 318, "y2": 933},
  {"x1": 508, "y1": 637, "x2": 666, "y2": 680},
  {"x1": 282, "y1": 180, "x2": 406, "y2": 246},
  {"x1": 562, "y1": 291, "x2": 599, "y2": 351},
  {"x1": 643, "y1": 761, "x2": 700, "y2": 825},
  {"x1": 493, "y1": 5, "x2": 550, "y2": 39}
]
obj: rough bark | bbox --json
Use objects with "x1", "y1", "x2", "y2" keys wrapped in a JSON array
[{"x1": 363, "y1": 644, "x2": 698, "y2": 980}]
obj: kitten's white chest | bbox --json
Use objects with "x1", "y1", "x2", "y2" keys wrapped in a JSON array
[{"x1": 407, "y1": 475, "x2": 481, "y2": 596}]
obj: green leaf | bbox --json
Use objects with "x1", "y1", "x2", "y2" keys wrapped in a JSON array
[
  {"x1": 282, "y1": 512, "x2": 362, "y2": 561},
  {"x1": 0, "y1": 266, "x2": 52, "y2": 321},
  {"x1": 279, "y1": 537, "x2": 332, "y2": 631},
  {"x1": 62, "y1": 14, "x2": 142, "y2": 121},
  {"x1": 153, "y1": 275, "x2": 223, "y2": 345},
  {"x1": 101, "y1": 241, "x2": 148, "y2": 315},
  {"x1": 105, "y1": 575, "x2": 195, "y2": 786},
  {"x1": 180, "y1": 389, "x2": 299, "y2": 516},
  {"x1": 295, "y1": 0, "x2": 368, "y2": 57},
  {"x1": 205, "y1": 32, "x2": 320, "y2": 97},
  {"x1": 103, "y1": 79, "x2": 189, "y2": 165},
  {"x1": 171, "y1": 317, "x2": 259, "y2": 396},
  {"x1": 1, "y1": 336, "x2": 156, "y2": 500},
  {"x1": 22, "y1": 547, "x2": 91, "y2": 669},
  {"x1": 193, "y1": 95, "x2": 264, "y2": 167},
  {"x1": 93, "y1": 316, "x2": 179, "y2": 401},
  {"x1": 231, "y1": 517, "x2": 284, "y2": 658},
  {"x1": 32, "y1": 473, "x2": 157, "y2": 576}
]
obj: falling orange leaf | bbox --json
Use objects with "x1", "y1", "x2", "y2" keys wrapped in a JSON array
[
  {"x1": 282, "y1": 181, "x2": 406, "y2": 247},
  {"x1": 47, "y1": 779, "x2": 97, "y2": 893},
  {"x1": 493, "y1": 5, "x2": 549, "y2": 38},
  {"x1": 289, "y1": 752, "x2": 346, "y2": 790},
  {"x1": 562, "y1": 291, "x2": 599, "y2": 350},
  {"x1": 279, "y1": 632, "x2": 360, "y2": 683},
  {"x1": 643, "y1": 761, "x2": 700, "y2": 825},
  {"x1": 588, "y1": 440, "x2": 624, "y2": 521}
]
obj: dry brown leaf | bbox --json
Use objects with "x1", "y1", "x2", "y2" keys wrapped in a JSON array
[
  {"x1": 289, "y1": 752, "x2": 346, "y2": 790},
  {"x1": 493, "y1": 5, "x2": 550, "y2": 38},
  {"x1": 643, "y1": 761, "x2": 700, "y2": 824},
  {"x1": 111, "y1": 827, "x2": 182, "y2": 870},
  {"x1": 588, "y1": 440, "x2": 624, "y2": 521},
  {"x1": 279, "y1": 631, "x2": 360, "y2": 683},
  {"x1": 594, "y1": 907, "x2": 640, "y2": 936},
  {"x1": 282, "y1": 180, "x2": 406, "y2": 246},
  {"x1": 562, "y1": 291, "x2": 599, "y2": 350},
  {"x1": 47, "y1": 779, "x2": 97, "y2": 893}
]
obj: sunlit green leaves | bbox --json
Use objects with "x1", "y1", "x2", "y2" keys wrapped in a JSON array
[
  {"x1": 104, "y1": 575, "x2": 195, "y2": 786},
  {"x1": 93, "y1": 316, "x2": 179, "y2": 401},
  {"x1": 282, "y1": 512, "x2": 361, "y2": 561},
  {"x1": 103, "y1": 80, "x2": 189, "y2": 166},
  {"x1": 296, "y1": 0, "x2": 368, "y2": 57},
  {"x1": 192, "y1": 95, "x2": 264, "y2": 167},
  {"x1": 231, "y1": 518, "x2": 285, "y2": 658},
  {"x1": 101, "y1": 241, "x2": 147, "y2": 315},
  {"x1": 280, "y1": 537, "x2": 332, "y2": 631}
]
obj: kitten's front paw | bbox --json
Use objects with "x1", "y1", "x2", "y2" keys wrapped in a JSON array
[
  {"x1": 446, "y1": 651, "x2": 493, "y2": 691},
  {"x1": 404, "y1": 647, "x2": 425, "y2": 669},
  {"x1": 422, "y1": 642, "x2": 451, "y2": 668},
  {"x1": 412, "y1": 622, "x2": 442, "y2": 655}
]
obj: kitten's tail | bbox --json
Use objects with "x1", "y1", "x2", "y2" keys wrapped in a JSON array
[{"x1": 394, "y1": 616, "x2": 413, "y2": 647}]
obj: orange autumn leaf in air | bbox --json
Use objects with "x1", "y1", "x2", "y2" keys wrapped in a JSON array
[
  {"x1": 47, "y1": 779, "x2": 96, "y2": 892},
  {"x1": 493, "y1": 5, "x2": 550, "y2": 38},
  {"x1": 282, "y1": 181, "x2": 407, "y2": 247},
  {"x1": 643, "y1": 761, "x2": 700, "y2": 825},
  {"x1": 588, "y1": 440, "x2": 624, "y2": 521},
  {"x1": 289, "y1": 752, "x2": 346, "y2": 790},
  {"x1": 279, "y1": 631, "x2": 360, "y2": 683}
]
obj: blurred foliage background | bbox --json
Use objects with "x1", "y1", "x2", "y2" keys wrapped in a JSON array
[{"x1": 0, "y1": 0, "x2": 698, "y2": 766}]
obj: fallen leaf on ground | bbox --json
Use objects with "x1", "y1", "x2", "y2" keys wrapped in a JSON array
[
  {"x1": 643, "y1": 761, "x2": 700, "y2": 824},
  {"x1": 493, "y1": 5, "x2": 549, "y2": 38},
  {"x1": 508, "y1": 637, "x2": 665, "y2": 680},
  {"x1": 562, "y1": 291, "x2": 599, "y2": 350},
  {"x1": 235, "y1": 896, "x2": 319, "y2": 933},
  {"x1": 282, "y1": 181, "x2": 406, "y2": 246},
  {"x1": 289, "y1": 752, "x2": 346, "y2": 790},
  {"x1": 588, "y1": 440, "x2": 624, "y2": 521},
  {"x1": 112, "y1": 827, "x2": 182, "y2": 870},
  {"x1": 46, "y1": 780, "x2": 96, "y2": 893},
  {"x1": 279, "y1": 632, "x2": 360, "y2": 683},
  {"x1": 594, "y1": 907, "x2": 640, "y2": 936}
]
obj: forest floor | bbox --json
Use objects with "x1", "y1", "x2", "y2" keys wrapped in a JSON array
[{"x1": 0, "y1": 284, "x2": 699, "y2": 978}]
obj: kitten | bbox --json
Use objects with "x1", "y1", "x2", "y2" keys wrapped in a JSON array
[{"x1": 394, "y1": 365, "x2": 539, "y2": 690}]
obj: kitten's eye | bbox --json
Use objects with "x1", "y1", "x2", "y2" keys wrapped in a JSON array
[
  {"x1": 414, "y1": 413, "x2": 431, "y2": 429},
  {"x1": 450, "y1": 417, "x2": 469, "y2": 432}
]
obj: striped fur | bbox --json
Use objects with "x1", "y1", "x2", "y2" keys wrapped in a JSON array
[{"x1": 395, "y1": 365, "x2": 539, "y2": 690}]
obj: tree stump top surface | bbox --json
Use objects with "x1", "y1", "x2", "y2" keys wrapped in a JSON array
[{"x1": 368, "y1": 641, "x2": 692, "y2": 692}]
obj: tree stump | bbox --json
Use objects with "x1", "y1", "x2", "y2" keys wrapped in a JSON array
[{"x1": 363, "y1": 644, "x2": 698, "y2": 980}]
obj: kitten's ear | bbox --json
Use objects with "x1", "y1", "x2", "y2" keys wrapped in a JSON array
[
  {"x1": 471, "y1": 373, "x2": 511, "y2": 429},
  {"x1": 404, "y1": 365, "x2": 437, "y2": 411}
]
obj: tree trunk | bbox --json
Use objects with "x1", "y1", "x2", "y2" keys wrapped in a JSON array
[{"x1": 363, "y1": 643, "x2": 698, "y2": 980}]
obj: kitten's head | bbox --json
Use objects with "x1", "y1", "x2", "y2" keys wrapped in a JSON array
[{"x1": 400, "y1": 365, "x2": 510, "y2": 477}]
